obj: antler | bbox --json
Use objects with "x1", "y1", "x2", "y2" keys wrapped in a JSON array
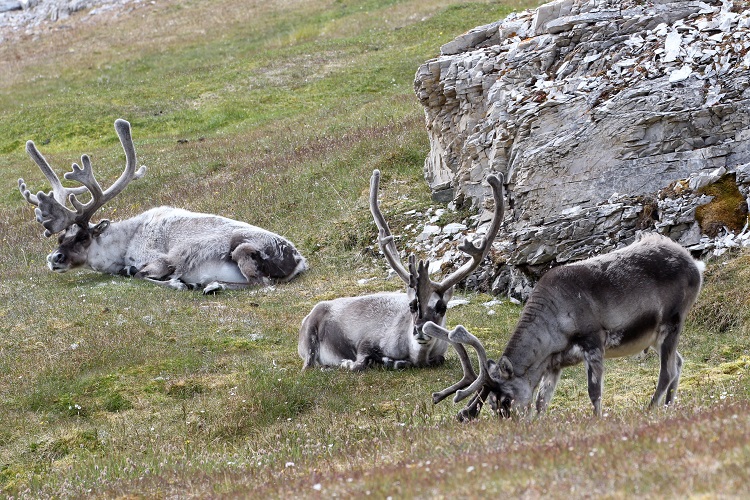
[
  {"x1": 18, "y1": 119, "x2": 147, "y2": 236},
  {"x1": 369, "y1": 170, "x2": 505, "y2": 289},
  {"x1": 369, "y1": 169, "x2": 411, "y2": 283},
  {"x1": 435, "y1": 173, "x2": 505, "y2": 292},
  {"x1": 423, "y1": 322, "x2": 492, "y2": 403},
  {"x1": 422, "y1": 321, "x2": 477, "y2": 403},
  {"x1": 447, "y1": 325, "x2": 492, "y2": 401}
]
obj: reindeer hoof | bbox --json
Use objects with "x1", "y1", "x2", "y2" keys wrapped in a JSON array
[
  {"x1": 203, "y1": 281, "x2": 226, "y2": 294},
  {"x1": 340, "y1": 360, "x2": 355, "y2": 370},
  {"x1": 456, "y1": 409, "x2": 475, "y2": 423}
]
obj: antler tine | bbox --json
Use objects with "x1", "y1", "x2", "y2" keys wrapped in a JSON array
[
  {"x1": 61, "y1": 119, "x2": 147, "y2": 226},
  {"x1": 18, "y1": 178, "x2": 39, "y2": 206},
  {"x1": 423, "y1": 322, "x2": 478, "y2": 404},
  {"x1": 449, "y1": 325, "x2": 492, "y2": 403},
  {"x1": 24, "y1": 140, "x2": 87, "y2": 205},
  {"x1": 23, "y1": 140, "x2": 81, "y2": 235},
  {"x1": 369, "y1": 169, "x2": 410, "y2": 284},
  {"x1": 101, "y1": 119, "x2": 147, "y2": 200},
  {"x1": 436, "y1": 173, "x2": 505, "y2": 292}
]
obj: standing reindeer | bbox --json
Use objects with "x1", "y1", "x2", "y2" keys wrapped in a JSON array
[
  {"x1": 18, "y1": 119, "x2": 307, "y2": 293},
  {"x1": 424, "y1": 233, "x2": 704, "y2": 420},
  {"x1": 298, "y1": 169, "x2": 504, "y2": 371}
]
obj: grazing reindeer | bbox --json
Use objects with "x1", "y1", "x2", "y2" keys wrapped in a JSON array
[
  {"x1": 424, "y1": 233, "x2": 704, "y2": 420},
  {"x1": 18, "y1": 119, "x2": 307, "y2": 293},
  {"x1": 298, "y1": 169, "x2": 504, "y2": 371}
]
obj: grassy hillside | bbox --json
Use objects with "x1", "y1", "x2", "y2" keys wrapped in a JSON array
[{"x1": 1, "y1": 0, "x2": 749, "y2": 497}]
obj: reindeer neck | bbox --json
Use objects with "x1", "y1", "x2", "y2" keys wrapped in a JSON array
[
  {"x1": 502, "y1": 292, "x2": 564, "y2": 381},
  {"x1": 86, "y1": 216, "x2": 145, "y2": 273}
]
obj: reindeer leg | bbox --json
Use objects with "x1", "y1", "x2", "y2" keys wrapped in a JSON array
[
  {"x1": 391, "y1": 359, "x2": 413, "y2": 370},
  {"x1": 664, "y1": 351, "x2": 683, "y2": 406},
  {"x1": 584, "y1": 343, "x2": 605, "y2": 417},
  {"x1": 300, "y1": 323, "x2": 319, "y2": 370},
  {"x1": 136, "y1": 257, "x2": 174, "y2": 281},
  {"x1": 230, "y1": 242, "x2": 267, "y2": 285},
  {"x1": 142, "y1": 276, "x2": 189, "y2": 291},
  {"x1": 536, "y1": 368, "x2": 562, "y2": 414},
  {"x1": 649, "y1": 321, "x2": 683, "y2": 409},
  {"x1": 341, "y1": 352, "x2": 372, "y2": 371},
  {"x1": 137, "y1": 256, "x2": 193, "y2": 291}
]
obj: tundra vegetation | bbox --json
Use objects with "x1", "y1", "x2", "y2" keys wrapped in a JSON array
[{"x1": 0, "y1": 0, "x2": 749, "y2": 497}]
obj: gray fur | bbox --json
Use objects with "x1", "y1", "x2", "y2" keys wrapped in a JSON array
[
  {"x1": 298, "y1": 292, "x2": 450, "y2": 371},
  {"x1": 426, "y1": 233, "x2": 704, "y2": 419},
  {"x1": 298, "y1": 169, "x2": 504, "y2": 371}
]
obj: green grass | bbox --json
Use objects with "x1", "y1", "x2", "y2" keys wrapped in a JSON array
[{"x1": 1, "y1": 0, "x2": 749, "y2": 497}]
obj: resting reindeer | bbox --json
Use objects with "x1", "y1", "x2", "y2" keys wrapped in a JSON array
[
  {"x1": 298, "y1": 169, "x2": 504, "y2": 371},
  {"x1": 18, "y1": 119, "x2": 307, "y2": 293},
  {"x1": 424, "y1": 233, "x2": 704, "y2": 420}
]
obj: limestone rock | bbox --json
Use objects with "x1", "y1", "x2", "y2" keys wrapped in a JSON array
[{"x1": 414, "y1": 0, "x2": 750, "y2": 297}]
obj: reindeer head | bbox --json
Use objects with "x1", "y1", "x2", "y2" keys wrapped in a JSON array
[
  {"x1": 403, "y1": 254, "x2": 452, "y2": 342},
  {"x1": 484, "y1": 356, "x2": 533, "y2": 418},
  {"x1": 369, "y1": 169, "x2": 504, "y2": 341},
  {"x1": 18, "y1": 119, "x2": 146, "y2": 271}
]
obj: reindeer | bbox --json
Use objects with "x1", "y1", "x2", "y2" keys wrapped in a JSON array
[
  {"x1": 18, "y1": 119, "x2": 307, "y2": 293},
  {"x1": 424, "y1": 233, "x2": 704, "y2": 420},
  {"x1": 298, "y1": 169, "x2": 504, "y2": 371}
]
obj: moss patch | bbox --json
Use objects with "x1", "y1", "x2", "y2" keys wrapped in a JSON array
[{"x1": 695, "y1": 174, "x2": 748, "y2": 237}]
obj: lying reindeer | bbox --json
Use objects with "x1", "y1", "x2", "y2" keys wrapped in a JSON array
[
  {"x1": 298, "y1": 169, "x2": 504, "y2": 371},
  {"x1": 18, "y1": 119, "x2": 307, "y2": 293},
  {"x1": 424, "y1": 233, "x2": 704, "y2": 419}
]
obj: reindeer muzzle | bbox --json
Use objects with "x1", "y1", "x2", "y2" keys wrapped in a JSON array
[
  {"x1": 414, "y1": 327, "x2": 430, "y2": 344},
  {"x1": 47, "y1": 252, "x2": 69, "y2": 272}
]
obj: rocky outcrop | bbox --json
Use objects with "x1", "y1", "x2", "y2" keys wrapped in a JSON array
[
  {"x1": 0, "y1": 0, "x2": 137, "y2": 36},
  {"x1": 414, "y1": 0, "x2": 750, "y2": 296}
]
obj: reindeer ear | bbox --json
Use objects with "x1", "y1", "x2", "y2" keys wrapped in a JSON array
[
  {"x1": 92, "y1": 219, "x2": 110, "y2": 237},
  {"x1": 498, "y1": 356, "x2": 514, "y2": 378}
]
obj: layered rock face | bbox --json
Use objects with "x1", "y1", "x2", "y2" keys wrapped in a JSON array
[{"x1": 414, "y1": 0, "x2": 750, "y2": 294}]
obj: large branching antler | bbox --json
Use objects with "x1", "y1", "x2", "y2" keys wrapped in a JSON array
[
  {"x1": 369, "y1": 170, "x2": 505, "y2": 289},
  {"x1": 424, "y1": 321, "x2": 500, "y2": 421},
  {"x1": 422, "y1": 321, "x2": 477, "y2": 403},
  {"x1": 18, "y1": 119, "x2": 147, "y2": 237},
  {"x1": 369, "y1": 169, "x2": 411, "y2": 283},
  {"x1": 423, "y1": 322, "x2": 493, "y2": 403},
  {"x1": 435, "y1": 173, "x2": 505, "y2": 292}
]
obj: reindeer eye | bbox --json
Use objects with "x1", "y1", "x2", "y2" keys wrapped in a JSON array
[
  {"x1": 409, "y1": 300, "x2": 418, "y2": 313},
  {"x1": 435, "y1": 300, "x2": 447, "y2": 315}
]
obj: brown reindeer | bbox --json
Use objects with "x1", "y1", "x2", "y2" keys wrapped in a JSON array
[{"x1": 425, "y1": 233, "x2": 704, "y2": 419}]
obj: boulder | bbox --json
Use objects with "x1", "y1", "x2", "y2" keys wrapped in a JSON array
[{"x1": 414, "y1": 0, "x2": 750, "y2": 297}]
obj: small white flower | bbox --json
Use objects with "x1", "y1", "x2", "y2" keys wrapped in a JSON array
[
  {"x1": 313, "y1": 483, "x2": 322, "y2": 491},
  {"x1": 466, "y1": 466, "x2": 475, "y2": 473},
  {"x1": 285, "y1": 462, "x2": 295, "y2": 468}
]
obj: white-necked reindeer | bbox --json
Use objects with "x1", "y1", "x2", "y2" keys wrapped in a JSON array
[
  {"x1": 18, "y1": 119, "x2": 307, "y2": 293},
  {"x1": 424, "y1": 233, "x2": 704, "y2": 420},
  {"x1": 298, "y1": 169, "x2": 504, "y2": 371}
]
